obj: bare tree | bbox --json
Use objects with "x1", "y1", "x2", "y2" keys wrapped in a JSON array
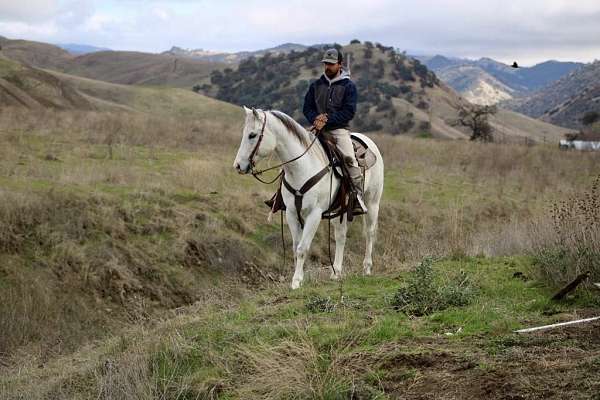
[{"x1": 456, "y1": 104, "x2": 497, "y2": 142}]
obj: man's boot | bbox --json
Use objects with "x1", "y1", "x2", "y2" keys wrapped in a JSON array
[{"x1": 350, "y1": 173, "x2": 368, "y2": 215}]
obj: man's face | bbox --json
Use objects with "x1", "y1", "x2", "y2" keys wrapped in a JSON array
[{"x1": 323, "y1": 62, "x2": 341, "y2": 79}]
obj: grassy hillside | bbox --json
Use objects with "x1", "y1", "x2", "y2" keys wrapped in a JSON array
[
  {"x1": 0, "y1": 55, "x2": 93, "y2": 110},
  {"x1": 0, "y1": 55, "x2": 241, "y2": 124},
  {"x1": 49, "y1": 69, "x2": 243, "y2": 121}
]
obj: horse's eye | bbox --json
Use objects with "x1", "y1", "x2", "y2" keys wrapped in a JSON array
[{"x1": 249, "y1": 132, "x2": 258, "y2": 139}]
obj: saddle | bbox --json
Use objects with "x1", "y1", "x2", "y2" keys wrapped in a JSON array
[{"x1": 265, "y1": 132, "x2": 377, "y2": 227}]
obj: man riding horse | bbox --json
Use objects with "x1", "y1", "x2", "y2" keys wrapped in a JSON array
[{"x1": 303, "y1": 48, "x2": 368, "y2": 214}]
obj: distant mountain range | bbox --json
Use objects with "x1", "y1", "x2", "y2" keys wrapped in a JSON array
[
  {"x1": 505, "y1": 61, "x2": 600, "y2": 128},
  {"x1": 162, "y1": 43, "x2": 309, "y2": 64},
  {"x1": 56, "y1": 43, "x2": 111, "y2": 55},
  {"x1": 416, "y1": 55, "x2": 584, "y2": 106}
]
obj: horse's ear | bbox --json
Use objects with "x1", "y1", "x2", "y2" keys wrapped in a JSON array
[
  {"x1": 243, "y1": 105, "x2": 251, "y2": 114},
  {"x1": 252, "y1": 108, "x2": 261, "y2": 119}
]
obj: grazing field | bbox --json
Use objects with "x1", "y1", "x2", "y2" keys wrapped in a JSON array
[{"x1": 1, "y1": 105, "x2": 599, "y2": 399}]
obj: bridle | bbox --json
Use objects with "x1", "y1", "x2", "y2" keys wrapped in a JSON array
[{"x1": 249, "y1": 110, "x2": 318, "y2": 184}]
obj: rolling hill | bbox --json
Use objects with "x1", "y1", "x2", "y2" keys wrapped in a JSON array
[
  {"x1": 0, "y1": 52, "x2": 241, "y2": 124},
  {"x1": 0, "y1": 36, "x2": 73, "y2": 70},
  {"x1": 202, "y1": 41, "x2": 570, "y2": 141},
  {"x1": 61, "y1": 50, "x2": 224, "y2": 87},
  {"x1": 0, "y1": 36, "x2": 224, "y2": 88}
]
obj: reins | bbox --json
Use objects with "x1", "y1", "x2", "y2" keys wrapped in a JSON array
[{"x1": 250, "y1": 111, "x2": 319, "y2": 181}]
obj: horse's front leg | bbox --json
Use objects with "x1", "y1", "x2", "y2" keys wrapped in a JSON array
[
  {"x1": 286, "y1": 207, "x2": 302, "y2": 268},
  {"x1": 331, "y1": 218, "x2": 348, "y2": 280},
  {"x1": 291, "y1": 210, "x2": 322, "y2": 289}
]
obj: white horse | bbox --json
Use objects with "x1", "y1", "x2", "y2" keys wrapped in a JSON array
[{"x1": 233, "y1": 107, "x2": 384, "y2": 289}]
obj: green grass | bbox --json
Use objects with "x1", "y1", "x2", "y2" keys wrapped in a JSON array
[{"x1": 79, "y1": 255, "x2": 592, "y2": 399}]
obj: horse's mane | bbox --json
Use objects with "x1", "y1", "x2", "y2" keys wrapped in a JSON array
[{"x1": 269, "y1": 110, "x2": 311, "y2": 147}]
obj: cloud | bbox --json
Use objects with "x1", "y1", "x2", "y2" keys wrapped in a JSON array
[
  {"x1": 0, "y1": 0, "x2": 60, "y2": 23},
  {"x1": 0, "y1": 0, "x2": 598, "y2": 64}
]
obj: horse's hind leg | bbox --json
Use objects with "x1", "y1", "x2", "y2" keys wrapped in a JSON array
[
  {"x1": 291, "y1": 210, "x2": 321, "y2": 289},
  {"x1": 331, "y1": 218, "x2": 348, "y2": 280},
  {"x1": 363, "y1": 202, "x2": 380, "y2": 275}
]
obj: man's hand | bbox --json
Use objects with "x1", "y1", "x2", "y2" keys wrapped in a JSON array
[{"x1": 313, "y1": 113, "x2": 328, "y2": 131}]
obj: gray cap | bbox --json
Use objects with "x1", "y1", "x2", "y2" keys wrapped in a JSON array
[{"x1": 321, "y1": 48, "x2": 341, "y2": 64}]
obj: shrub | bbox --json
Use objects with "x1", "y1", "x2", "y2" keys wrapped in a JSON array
[
  {"x1": 417, "y1": 100, "x2": 429, "y2": 110},
  {"x1": 419, "y1": 121, "x2": 431, "y2": 131},
  {"x1": 533, "y1": 175, "x2": 600, "y2": 285},
  {"x1": 391, "y1": 257, "x2": 476, "y2": 316},
  {"x1": 375, "y1": 98, "x2": 393, "y2": 112},
  {"x1": 582, "y1": 111, "x2": 600, "y2": 126}
]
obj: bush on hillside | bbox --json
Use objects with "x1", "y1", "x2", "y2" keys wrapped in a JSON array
[
  {"x1": 390, "y1": 115, "x2": 415, "y2": 135},
  {"x1": 373, "y1": 59, "x2": 385, "y2": 79},
  {"x1": 375, "y1": 97, "x2": 393, "y2": 112},
  {"x1": 393, "y1": 62, "x2": 415, "y2": 82},
  {"x1": 582, "y1": 111, "x2": 600, "y2": 126}
]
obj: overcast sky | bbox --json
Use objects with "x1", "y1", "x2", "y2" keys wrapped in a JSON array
[{"x1": 1, "y1": 0, "x2": 599, "y2": 66}]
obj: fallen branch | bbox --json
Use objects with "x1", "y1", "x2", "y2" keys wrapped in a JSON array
[
  {"x1": 593, "y1": 283, "x2": 600, "y2": 290},
  {"x1": 551, "y1": 271, "x2": 590, "y2": 300},
  {"x1": 515, "y1": 316, "x2": 600, "y2": 334}
]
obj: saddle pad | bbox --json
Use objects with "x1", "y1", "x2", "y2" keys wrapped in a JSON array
[{"x1": 351, "y1": 134, "x2": 377, "y2": 170}]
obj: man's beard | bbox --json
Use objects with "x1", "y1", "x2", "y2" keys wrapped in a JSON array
[{"x1": 325, "y1": 69, "x2": 338, "y2": 79}]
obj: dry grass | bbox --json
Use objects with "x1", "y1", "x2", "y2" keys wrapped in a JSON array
[{"x1": 1, "y1": 106, "x2": 599, "y2": 397}]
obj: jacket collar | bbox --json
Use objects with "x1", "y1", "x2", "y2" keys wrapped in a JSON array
[{"x1": 321, "y1": 68, "x2": 350, "y2": 85}]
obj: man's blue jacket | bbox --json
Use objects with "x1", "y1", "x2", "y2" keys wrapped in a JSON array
[{"x1": 303, "y1": 69, "x2": 357, "y2": 130}]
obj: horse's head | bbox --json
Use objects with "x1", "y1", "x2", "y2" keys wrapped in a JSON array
[{"x1": 233, "y1": 106, "x2": 277, "y2": 174}]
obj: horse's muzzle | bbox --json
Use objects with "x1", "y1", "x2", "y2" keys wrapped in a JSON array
[{"x1": 234, "y1": 162, "x2": 251, "y2": 174}]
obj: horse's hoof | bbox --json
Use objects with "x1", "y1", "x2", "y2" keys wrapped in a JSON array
[
  {"x1": 291, "y1": 280, "x2": 301, "y2": 289},
  {"x1": 330, "y1": 272, "x2": 340, "y2": 281}
]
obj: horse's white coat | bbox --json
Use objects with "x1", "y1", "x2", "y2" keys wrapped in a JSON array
[{"x1": 234, "y1": 107, "x2": 384, "y2": 289}]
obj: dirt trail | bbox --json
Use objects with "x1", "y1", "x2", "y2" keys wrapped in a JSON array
[{"x1": 380, "y1": 318, "x2": 600, "y2": 399}]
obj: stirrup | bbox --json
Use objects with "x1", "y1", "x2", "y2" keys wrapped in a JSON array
[{"x1": 353, "y1": 193, "x2": 368, "y2": 215}]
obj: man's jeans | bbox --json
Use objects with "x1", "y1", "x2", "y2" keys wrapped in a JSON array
[{"x1": 328, "y1": 128, "x2": 361, "y2": 180}]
